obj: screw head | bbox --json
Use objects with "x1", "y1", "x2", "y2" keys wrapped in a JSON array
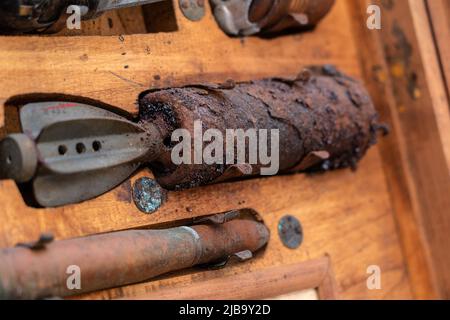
[
  {"x1": 278, "y1": 215, "x2": 303, "y2": 249},
  {"x1": 132, "y1": 177, "x2": 166, "y2": 214}
]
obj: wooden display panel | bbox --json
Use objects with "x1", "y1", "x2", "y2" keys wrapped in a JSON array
[{"x1": 0, "y1": 0, "x2": 448, "y2": 299}]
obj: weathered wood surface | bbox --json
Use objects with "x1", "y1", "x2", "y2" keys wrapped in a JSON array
[
  {"x1": 1, "y1": 0, "x2": 445, "y2": 299},
  {"x1": 348, "y1": 0, "x2": 442, "y2": 300},
  {"x1": 116, "y1": 258, "x2": 337, "y2": 300},
  {"x1": 352, "y1": 0, "x2": 450, "y2": 299}
]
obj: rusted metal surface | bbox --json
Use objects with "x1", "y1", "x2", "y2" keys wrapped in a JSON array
[
  {"x1": 141, "y1": 65, "x2": 384, "y2": 190},
  {"x1": 250, "y1": 0, "x2": 336, "y2": 34},
  {"x1": 211, "y1": 0, "x2": 335, "y2": 36},
  {"x1": 0, "y1": 219, "x2": 269, "y2": 299},
  {"x1": 132, "y1": 177, "x2": 167, "y2": 213}
]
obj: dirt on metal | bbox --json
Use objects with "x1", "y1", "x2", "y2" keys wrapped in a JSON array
[{"x1": 140, "y1": 65, "x2": 385, "y2": 190}]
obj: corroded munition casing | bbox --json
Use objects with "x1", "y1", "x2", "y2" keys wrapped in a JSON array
[
  {"x1": 0, "y1": 219, "x2": 269, "y2": 299},
  {"x1": 140, "y1": 65, "x2": 383, "y2": 190}
]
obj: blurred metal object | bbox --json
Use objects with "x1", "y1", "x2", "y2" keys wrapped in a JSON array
[
  {"x1": 0, "y1": 218, "x2": 269, "y2": 299},
  {"x1": 0, "y1": 0, "x2": 164, "y2": 34},
  {"x1": 178, "y1": 0, "x2": 205, "y2": 21},
  {"x1": 210, "y1": 0, "x2": 335, "y2": 36}
]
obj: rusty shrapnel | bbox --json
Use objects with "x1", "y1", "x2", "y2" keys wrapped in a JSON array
[
  {"x1": 0, "y1": 66, "x2": 385, "y2": 207},
  {"x1": 210, "y1": 0, "x2": 335, "y2": 36},
  {"x1": 0, "y1": 218, "x2": 269, "y2": 299},
  {"x1": 142, "y1": 65, "x2": 384, "y2": 190}
]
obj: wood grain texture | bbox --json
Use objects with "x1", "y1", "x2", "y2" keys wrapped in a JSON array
[
  {"x1": 0, "y1": 0, "x2": 417, "y2": 299},
  {"x1": 348, "y1": 0, "x2": 438, "y2": 299},
  {"x1": 426, "y1": 0, "x2": 450, "y2": 101},
  {"x1": 115, "y1": 258, "x2": 337, "y2": 300},
  {"x1": 409, "y1": 0, "x2": 450, "y2": 170},
  {"x1": 353, "y1": 0, "x2": 450, "y2": 299}
]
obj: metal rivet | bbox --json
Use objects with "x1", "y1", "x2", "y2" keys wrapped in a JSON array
[
  {"x1": 179, "y1": 0, "x2": 205, "y2": 22},
  {"x1": 278, "y1": 215, "x2": 303, "y2": 249},
  {"x1": 132, "y1": 177, "x2": 166, "y2": 214}
]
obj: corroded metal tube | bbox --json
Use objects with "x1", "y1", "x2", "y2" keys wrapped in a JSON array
[
  {"x1": 140, "y1": 65, "x2": 384, "y2": 190},
  {"x1": 0, "y1": 219, "x2": 269, "y2": 299}
]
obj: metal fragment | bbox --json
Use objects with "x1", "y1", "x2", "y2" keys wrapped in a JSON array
[
  {"x1": 278, "y1": 215, "x2": 303, "y2": 249},
  {"x1": 178, "y1": 0, "x2": 205, "y2": 21},
  {"x1": 287, "y1": 151, "x2": 330, "y2": 172},
  {"x1": 233, "y1": 250, "x2": 253, "y2": 261},
  {"x1": 193, "y1": 210, "x2": 240, "y2": 224},
  {"x1": 132, "y1": 177, "x2": 166, "y2": 213},
  {"x1": 212, "y1": 164, "x2": 253, "y2": 183}
]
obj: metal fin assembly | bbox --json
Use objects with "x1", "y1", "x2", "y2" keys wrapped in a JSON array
[{"x1": 0, "y1": 101, "x2": 163, "y2": 207}]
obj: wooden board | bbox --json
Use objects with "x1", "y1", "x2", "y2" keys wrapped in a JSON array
[
  {"x1": 0, "y1": 0, "x2": 446, "y2": 300},
  {"x1": 426, "y1": 0, "x2": 450, "y2": 100},
  {"x1": 348, "y1": 0, "x2": 450, "y2": 299},
  {"x1": 119, "y1": 258, "x2": 337, "y2": 300}
]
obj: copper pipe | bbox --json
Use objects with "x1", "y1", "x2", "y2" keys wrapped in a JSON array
[{"x1": 0, "y1": 219, "x2": 269, "y2": 299}]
